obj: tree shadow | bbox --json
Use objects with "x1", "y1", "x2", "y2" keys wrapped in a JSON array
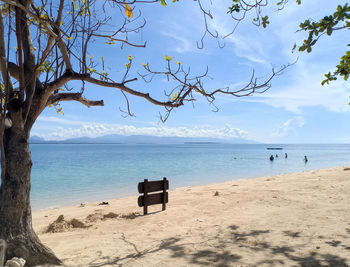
[
  {"x1": 190, "y1": 249, "x2": 241, "y2": 265},
  {"x1": 283, "y1": 230, "x2": 301, "y2": 238},
  {"x1": 325, "y1": 240, "x2": 342, "y2": 247},
  {"x1": 87, "y1": 224, "x2": 350, "y2": 267},
  {"x1": 88, "y1": 234, "x2": 242, "y2": 267},
  {"x1": 227, "y1": 225, "x2": 349, "y2": 267},
  {"x1": 89, "y1": 237, "x2": 183, "y2": 267}
]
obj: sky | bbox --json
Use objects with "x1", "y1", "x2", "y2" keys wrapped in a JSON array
[{"x1": 31, "y1": 0, "x2": 350, "y2": 144}]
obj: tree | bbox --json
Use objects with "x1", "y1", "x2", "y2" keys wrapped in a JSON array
[
  {"x1": 0, "y1": 0, "x2": 287, "y2": 265},
  {"x1": 227, "y1": 0, "x2": 350, "y2": 85},
  {"x1": 297, "y1": 3, "x2": 350, "y2": 85}
]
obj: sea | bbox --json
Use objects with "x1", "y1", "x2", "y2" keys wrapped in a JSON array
[{"x1": 29, "y1": 143, "x2": 350, "y2": 210}]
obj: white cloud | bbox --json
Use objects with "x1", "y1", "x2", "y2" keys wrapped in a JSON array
[
  {"x1": 272, "y1": 116, "x2": 305, "y2": 138},
  {"x1": 32, "y1": 119, "x2": 250, "y2": 141},
  {"x1": 222, "y1": 33, "x2": 271, "y2": 66},
  {"x1": 247, "y1": 62, "x2": 350, "y2": 113},
  {"x1": 162, "y1": 32, "x2": 196, "y2": 54},
  {"x1": 37, "y1": 116, "x2": 86, "y2": 125},
  {"x1": 203, "y1": 1, "x2": 276, "y2": 67}
]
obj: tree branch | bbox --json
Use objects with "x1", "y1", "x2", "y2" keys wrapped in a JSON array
[
  {"x1": 30, "y1": 2, "x2": 73, "y2": 71},
  {"x1": 83, "y1": 75, "x2": 181, "y2": 108},
  {"x1": 15, "y1": 7, "x2": 25, "y2": 101},
  {"x1": 8, "y1": 62, "x2": 19, "y2": 80},
  {"x1": 45, "y1": 70, "x2": 90, "y2": 92},
  {"x1": 45, "y1": 71, "x2": 179, "y2": 108},
  {"x1": 0, "y1": 6, "x2": 14, "y2": 94},
  {"x1": 47, "y1": 93, "x2": 104, "y2": 108}
]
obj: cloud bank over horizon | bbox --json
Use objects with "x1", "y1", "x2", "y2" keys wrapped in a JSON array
[{"x1": 32, "y1": 117, "x2": 250, "y2": 141}]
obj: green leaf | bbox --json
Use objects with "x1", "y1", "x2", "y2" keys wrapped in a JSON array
[
  {"x1": 262, "y1": 16, "x2": 270, "y2": 28},
  {"x1": 299, "y1": 45, "x2": 307, "y2": 52},
  {"x1": 326, "y1": 27, "x2": 333, "y2": 36},
  {"x1": 165, "y1": 54, "x2": 173, "y2": 61}
]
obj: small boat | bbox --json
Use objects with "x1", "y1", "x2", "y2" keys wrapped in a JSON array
[{"x1": 267, "y1": 147, "x2": 283, "y2": 150}]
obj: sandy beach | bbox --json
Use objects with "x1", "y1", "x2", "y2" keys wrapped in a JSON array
[{"x1": 33, "y1": 166, "x2": 350, "y2": 266}]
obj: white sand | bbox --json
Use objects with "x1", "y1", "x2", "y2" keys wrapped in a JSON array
[{"x1": 34, "y1": 166, "x2": 350, "y2": 266}]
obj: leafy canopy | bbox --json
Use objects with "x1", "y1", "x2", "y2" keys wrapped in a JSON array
[{"x1": 227, "y1": 0, "x2": 350, "y2": 85}]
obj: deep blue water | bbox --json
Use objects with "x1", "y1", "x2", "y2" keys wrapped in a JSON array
[{"x1": 29, "y1": 144, "x2": 350, "y2": 210}]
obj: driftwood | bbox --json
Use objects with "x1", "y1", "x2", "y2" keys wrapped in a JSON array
[{"x1": 0, "y1": 239, "x2": 6, "y2": 267}]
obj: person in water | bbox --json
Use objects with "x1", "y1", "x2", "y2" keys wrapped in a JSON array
[
  {"x1": 304, "y1": 156, "x2": 308, "y2": 163},
  {"x1": 275, "y1": 154, "x2": 278, "y2": 158},
  {"x1": 269, "y1": 155, "x2": 274, "y2": 161},
  {"x1": 285, "y1": 153, "x2": 288, "y2": 159}
]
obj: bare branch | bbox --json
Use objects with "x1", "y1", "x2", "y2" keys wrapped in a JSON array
[
  {"x1": 47, "y1": 92, "x2": 104, "y2": 108},
  {"x1": 8, "y1": 62, "x2": 19, "y2": 80},
  {"x1": 15, "y1": 7, "x2": 25, "y2": 101},
  {"x1": 45, "y1": 70, "x2": 90, "y2": 92},
  {"x1": 0, "y1": 5, "x2": 14, "y2": 94},
  {"x1": 30, "y1": 3, "x2": 73, "y2": 71}
]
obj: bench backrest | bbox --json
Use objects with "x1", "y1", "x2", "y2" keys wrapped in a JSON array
[{"x1": 138, "y1": 177, "x2": 169, "y2": 215}]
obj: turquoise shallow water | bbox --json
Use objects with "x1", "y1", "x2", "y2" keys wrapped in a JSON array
[{"x1": 28, "y1": 143, "x2": 350, "y2": 210}]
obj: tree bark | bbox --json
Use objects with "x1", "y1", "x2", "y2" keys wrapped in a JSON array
[{"x1": 0, "y1": 126, "x2": 61, "y2": 266}]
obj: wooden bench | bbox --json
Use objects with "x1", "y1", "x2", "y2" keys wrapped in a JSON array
[{"x1": 138, "y1": 177, "x2": 169, "y2": 215}]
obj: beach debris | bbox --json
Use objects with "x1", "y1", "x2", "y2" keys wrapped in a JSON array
[
  {"x1": 344, "y1": 167, "x2": 350, "y2": 171},
  {"x1": 4, "y1": 257, "x2": 26, "y2": 267},
  {"x1": 45, "y1": 215, "x2": 90, "y2": 233},
  {"x1": 85, "y1": 211, "x2": 139, "y2": 223},
  {"x1": 232, "y1": 184, "x2": 238, "y2": 186},
  {"x1": 85, "y1": 212, "x2": 104, "y2": 223},
  {"x1": 214, "y1": 191, "x2": 220, "y2": 196},
  {"x1": 56, "y1": 215, "x2": 64, "y2": 223},
  {"x1": 45, "y1": 215, "x2": 70, "y2": 233},
  {"x1": 103, "y1": 212, "x2": 119, "y2": 219},
  {"x1": 70, "y1": 218, "x2": 87, "y2": 228},
  {"x1": 98, "y1": 201, "x2": 109, "y2": 205},
  {"x1": 119, "y1": 212, "x2": 140, "y2": 220},
  {"x1": 197, "y1": 218, "x2": 204, "y2": 222}
]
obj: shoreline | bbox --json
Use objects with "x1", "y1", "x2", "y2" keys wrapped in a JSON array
[
  {"x1": 33, "y1": 164, "x2": 347, "y2": 212},
  {"x1": 30, "y1": 143, "x2": 350, "y2": 211},
  {"x1": 33, "y1": 166, "x2": 350, "y2": 266}
]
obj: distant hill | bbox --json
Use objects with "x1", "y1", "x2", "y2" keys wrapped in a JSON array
[{"x1": 30, "y1": 134, "x2": 259, "y2": 144}]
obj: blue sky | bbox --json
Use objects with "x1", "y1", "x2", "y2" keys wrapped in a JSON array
[{"x1": 32, "y1": 0, "x2": 350, "y2": 143}]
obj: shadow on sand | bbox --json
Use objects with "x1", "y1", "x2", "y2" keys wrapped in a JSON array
[{"x1": 87, "y1": 224, "x2": 350, "y2": 267}]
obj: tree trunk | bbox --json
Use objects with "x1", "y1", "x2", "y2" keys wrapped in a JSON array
[{"x1": 0, "y1": 127, "x2": 62, "y2": 266}]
